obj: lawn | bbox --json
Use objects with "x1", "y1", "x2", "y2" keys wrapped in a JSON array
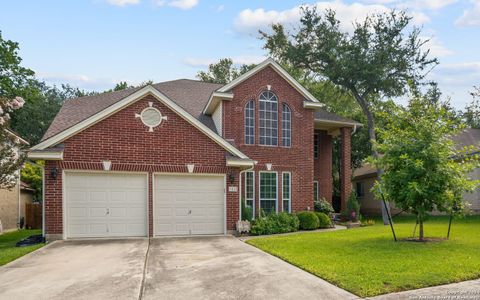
[
  {"x1": 0, "y1": 229, "x2": 44, "y2": 266},
  {"x1": 246, "y1": 216, "x2": 480, "y2": 297}
]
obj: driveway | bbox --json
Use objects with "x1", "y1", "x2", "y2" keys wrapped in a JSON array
[{"x1": 0, "y1": 236, "x2": 356, "y2": 300}]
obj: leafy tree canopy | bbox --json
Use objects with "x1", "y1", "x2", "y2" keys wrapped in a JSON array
[
  {"x1": 196, "y1": 58, "x2": 256, "y2": 84},
  {"x1": 373, "y1": 94, "x2": 478, "y2": 240}
]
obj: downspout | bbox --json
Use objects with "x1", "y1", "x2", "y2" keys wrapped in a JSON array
[
  {"x1": 17, "y1": 170, "x2": 21, "y2": 229},
  {"x1": 351, "y1": 124, "x2": 357, "y2": 135}
]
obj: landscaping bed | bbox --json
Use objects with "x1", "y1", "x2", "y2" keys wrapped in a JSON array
[
  {"x1": 0, "y1": 229, "x2": 44, "y2": 266},
  {"x1": 246, "y1": 216, "x2": 480, "y2": 297}
]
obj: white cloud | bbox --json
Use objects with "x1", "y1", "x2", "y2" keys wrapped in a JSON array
[
  {"x1": 456, "y1": 0, "x2": 480, "y2": 26},
  {"x1": 37, "y1": 72, "x2": 139, "y2": 91},
  {"x1": 421, "y1": 36, "x2": 453, "y2": 58},
  {"x1": 106, "y1": 0, "x2": 140, "y2": 6},
  {"x1": 362, "y1": 0, "x2": 458, "y2": 10},
  {"x1": 154, "y1": 0, "x2": 198, "y2": 10},
  {"x1": 233, "y1": 1, "x2": 429, "y2": 35},
  {"x1": 216, "y1": 4, "x2": 225, "y2": 12},
  {"x1": 184, "y1": 55, "x2": 266, "y2": 67}
]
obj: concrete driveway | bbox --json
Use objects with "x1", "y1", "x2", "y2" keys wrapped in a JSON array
[{"x1": 0, "y1": 236, "x2": 356, "y2": 300}]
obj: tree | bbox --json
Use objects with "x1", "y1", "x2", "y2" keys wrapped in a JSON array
[
  {"x1": 0, "y1": 96, "x2": 26, "y2": 189},
  {"x1": 21, "y1": 161, "x2": 43, "y2": 201},
  {"x1": 463, "y1": 86, "x2": 480, "y2": 129},
  {"x1": 261, "y1": 8, "x2": 438, "y2": 223},
  {"x1": 373, "y1": 95, "x2": 478, "y2": 241},
  {"x1": 196, "y1": 58, "x2": 256, "y2": 84}
]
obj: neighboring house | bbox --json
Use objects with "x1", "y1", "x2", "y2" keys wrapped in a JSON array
[
  {"x1": 0, "y1": 130, "x2": 31, "y2": 233},
  {"x1": 353, "y1": 128, "x2": 480, "y2": 216},
  {"x1": 28, "y1": 58, "x2": 361, "y2": 241}
]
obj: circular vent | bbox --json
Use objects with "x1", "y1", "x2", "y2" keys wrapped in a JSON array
[{"x1": 141, "y1": 107, "x2": 163, "y2": 128}]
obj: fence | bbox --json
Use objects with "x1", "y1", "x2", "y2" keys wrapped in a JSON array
[{"x1": 25, "y1": 203, "x2": 42, "y2": 229}]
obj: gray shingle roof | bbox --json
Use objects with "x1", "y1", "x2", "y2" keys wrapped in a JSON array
[
  {"x1": 315, "y1": 110, "x2": 362, "y2": 125},
  {"x1": 42, "y1": 79, "x2": 222, "y2": 141},
  {"x1": 41, "y1": 78, "x2": 357, "y2": 142}
]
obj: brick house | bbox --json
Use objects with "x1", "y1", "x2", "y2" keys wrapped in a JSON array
[{"x1": 29, "y1": 58, "x2": 361, "y2": 240}]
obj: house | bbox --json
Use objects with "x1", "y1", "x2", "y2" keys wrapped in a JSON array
[
  {"x1": 0, "y1": 130, "x2": 31, "y2": 233},
  {"x1": 353, "y1": 128, "x2": 480, "y2": 216},
  {"x1": 28, "y1": 58, "x2": 361, "y2": 241}
]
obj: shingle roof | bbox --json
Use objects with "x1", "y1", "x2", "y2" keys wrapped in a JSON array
[
  {"x1": 42, "y1": 79, "x2": 222, "y2": 141},
  {"x1": 315, "y1": 110, "x2": 362, "y2": 125},
  {"x1": 41, "y1": 77, "x2": 358, "y2": 142}
]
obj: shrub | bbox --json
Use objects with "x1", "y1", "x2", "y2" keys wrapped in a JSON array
[
  {"x1": 346, "y1": 191, "x2": 361, "y2": 221},
  {"x1": 361, "y1": 219, "x2": 375, "y2": 227},
  {"x1": 315, "y1": 212, "x2": 332, "y2": 228},
  {"x1": 241, "y1": 198, "x2": 253, "y2": 221},
  {"x1": 296, "y1": 211, "x2": 320, "y2": 230},
  {"x1": 250, "y1": 213, "x2": 299, "y2": 235},
  {"x1": 314, "y1": 198, "x2": 335, "y2": 215}
]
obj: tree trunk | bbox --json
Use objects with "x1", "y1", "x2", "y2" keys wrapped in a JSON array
[
  {"x1": 419, "y1": 218, "x2": 424, "y2": 241},
  {"x1": 352, "y1": 91, "x2": 391, "y2": 225}
]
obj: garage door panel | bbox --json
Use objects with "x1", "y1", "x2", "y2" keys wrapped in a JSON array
[
  {"x1": 154, "y1": 175, "x2": 224, "y2": 236},
  {"x1": 65, "y1": 173, "x2": 147, "y2": 239}
]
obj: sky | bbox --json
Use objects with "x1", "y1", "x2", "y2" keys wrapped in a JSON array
[{"x1": 1, "y1": 0, "x2": 479, "y2": 108}]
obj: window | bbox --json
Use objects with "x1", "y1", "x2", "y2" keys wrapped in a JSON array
[
  {"x1": 245, "y1": 171, "x2": 255, "y2": 211},
  {"x1": 282, "y1": 172, "x2": 291, "y2": 213},
  {"x1": 314, "y1": 134, "x2": 319, "y2": 159},
  {"x1": 259, "y1": 91, "x2": 278, "y2": 146},
  {"x1": 282, "y1": 104, "x2": 291, "y2": 147},
  {"x1": 313, "y1": 181, "x2": 319, "y2": 201},
  {"x1": 356, "y1": 182, "x2": 365, "y2": 198},
  {"x1": 245, "y1": 100, "x2": 255, "y2": 145},
  {"x1": 260, "y1": 172, "x2": 277, "y2": 214}
]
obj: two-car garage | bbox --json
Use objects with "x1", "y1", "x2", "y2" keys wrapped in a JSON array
[{"x1": 64, "y1": 172, "x2": 226, "y2": 239}]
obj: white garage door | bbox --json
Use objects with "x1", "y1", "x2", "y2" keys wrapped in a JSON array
[
  {"x1": 154, "y1": 175, "x2": 225, "y2": 236},
  {"x1": 65, "y1": 173, "x2": 148, "y2": 238}
]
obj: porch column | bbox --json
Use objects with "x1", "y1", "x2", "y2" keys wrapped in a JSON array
[{"x1": 340, "y1": 127, "x2": 352, "y2": 212}]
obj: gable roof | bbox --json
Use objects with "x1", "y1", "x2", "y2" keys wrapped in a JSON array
[
  {"x1": 32, "y1": 85, "x2": 249, "y2": 159},
  {"x1": 218, "y1": 58, "x2": 319, "y2": 101},
  {"x1": 42, "y1": 79, "x2": 222, "y2": 141}
]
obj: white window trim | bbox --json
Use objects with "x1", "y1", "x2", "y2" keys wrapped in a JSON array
[
  {"x1": 244, "y1": 171, "x2": 255, "y2": 218},
  {"x1": 282, "y1": 172, "x2": 291, "y2": 213},
  {"x1": 259, "y1": 91, "x2": 279, "y2": 146},
  {"x1": 244, "y1": 100, "x2": 255, "y2": 145},
  {"x1": 282, "y1": 103, "x2": 292, "y2": 148},
  {"x1": 259, "y1": 171, "x2": 278, "y2": 214},
  {"x1": 314, "y1": 180, "x2": 319, "y2": 201}
]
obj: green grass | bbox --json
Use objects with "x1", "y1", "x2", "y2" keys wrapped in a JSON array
[
  {"x1": 0, "y1": 229, "x2": 44, "y2": 266},
  {"x1": 247, "y1": 216, "x2": 480, "y2": 297}
]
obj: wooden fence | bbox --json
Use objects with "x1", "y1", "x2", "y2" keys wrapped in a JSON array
[{"x1": 25, "y1": 203, "x2": 42, "y2": 229}]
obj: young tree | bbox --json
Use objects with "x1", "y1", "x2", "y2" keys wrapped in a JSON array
[
  {"x1": 197, "y1": 58, "x2": 256, "y2": 84},
  {"x1": 373, "y1": 96, "x2": 478, "y2": 241},
  {"x1": 261, "y1": 8, "x2": 438, "y2": 223},
  {"x1": 0, "y1": 96, "x2": 26, "y2": 189}
]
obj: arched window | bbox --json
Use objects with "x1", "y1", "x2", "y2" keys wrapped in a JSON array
[
  {"x1": 245, "y1": 100, "x2": 255, "y2": 145},
  {"x1": 259, "y1": 91, "x2": 278, "y2": 146},
  {"x1": 282, "y1": 103, "x2": 291, "y2": 147}
]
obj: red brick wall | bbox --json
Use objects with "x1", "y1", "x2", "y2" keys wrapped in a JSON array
[
  {"x1": 314, "y1": 130, "x2": 333, "y2": 203},
  {"x1": 340, "y1": 127, "x2": 352, "y2": 210},
  {"x1": 222, "y1": 66, "x2": 315, "y2": 213},
  {"x1": 44, "y1": 95, "x2": 240, "y2": 237}
]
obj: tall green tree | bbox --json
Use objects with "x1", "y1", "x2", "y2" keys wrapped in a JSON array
[
  {"x1": 261, "y1": 8, "x2": 438, "y2": 223},
  {"x1": 373, "y1": 95, "x2": 478, "y2": 240},
  {"x1": 197, "y1": 58, "x2": 256, "y2": 84},
  {"x1": 463, "y1": 86, "x2": 480, "y2": 129}
]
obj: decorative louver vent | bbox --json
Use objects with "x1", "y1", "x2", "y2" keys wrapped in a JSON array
[{"x1": 135, "y1": 102, "x2": 167, "y2": 132}]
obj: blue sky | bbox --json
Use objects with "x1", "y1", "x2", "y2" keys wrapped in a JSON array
[{"x1": 1, "y1": 0, "x2": 479, "y2": 108}]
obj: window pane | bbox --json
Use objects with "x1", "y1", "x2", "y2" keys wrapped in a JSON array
[
  {"x1": 259, "y1": 91, "x2": 278, "y2": 146},
  {"x1": 282, "y1": 173, "x2": 291, "y2": 213},
  {"x1": 314, "y1": 181, "x2": 319, "y2": 201},
  {"x1": 282, "y1": 104, "x2": 291, "y2": 147},
  {"x1": 260, "y1": 172, "x2": 277, "y2": 214},
  {"x1": 245, "y1": 101, "x2": 255, "y2": 145}
]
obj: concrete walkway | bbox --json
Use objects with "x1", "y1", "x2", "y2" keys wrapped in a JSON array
[{"x1": 370, "y1": 279, "x2": 480, "y2": 300}]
